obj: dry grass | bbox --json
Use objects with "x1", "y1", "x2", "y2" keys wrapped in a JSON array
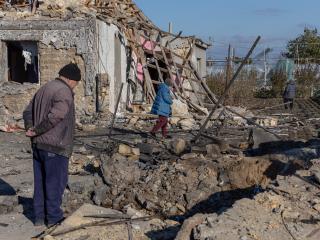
[
  {"x1": 207, "y1": 64, "x2": 320, "y2": 103},
  {"x1": 206, "y1": 68, "x2": 258, "y2": 106}
]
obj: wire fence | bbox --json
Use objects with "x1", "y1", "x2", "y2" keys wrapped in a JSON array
[{"x1": 206, "y1": 41, "x2": 320, "y2": 91}]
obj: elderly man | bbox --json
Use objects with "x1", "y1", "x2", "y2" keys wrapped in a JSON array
[{"x1": 23, "y1": 63, "x2": 81, "y2": 227}]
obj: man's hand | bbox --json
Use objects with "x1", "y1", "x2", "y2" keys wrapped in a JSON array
[{"x1": 26, "y1": 128, "x2": 37, "y2": 138}]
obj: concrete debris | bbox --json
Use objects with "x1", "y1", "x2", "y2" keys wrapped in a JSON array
[
  {"x1": 169, "y1": 117, "x2": 181, "y2": 126},
  {"x1": 118, "y1": 144, "x2": 140, "y2": 157},
  {"x1": 181, "y1": 153, "x2": 198, "y2": 160},
  {"x1": 189, "y1": 168, "x2": 320, "y2": 240},
  {"x1": 255, "y1": 116, "x2": 278, "y2": 127},
  {"x1": 171, "y1": 99, "x2": 190, "y2": 117},
  {"x1": 175, "y1": 214, "x2": 209, "y2": 240},
  {"x1": 43, "y1": 235, "x2": 56, "y2": 240},
  {"x1": 0, "y1": 82, "x2": 38, "y2": 132},
  {"x1": 178, "y1": 118, "x2": 196, "y2": 130},
  {"x1": 313, "y1": 171, "x2": 320, "y2": 184},
  {"x1": 206, "y1": 144, "x2": 222, "y2": 158},
  {"x1": 101, "y1": 153, "x2": 141, "y2": 188},
  {"x1": 1, "y1": 1, "x2": 320, "y2": 240},
  {"x1": 1, "y1": 106, "x2": 320, "y2": 239},
  {"x1": 250, "y1": 127, "x2": 279, "y2": 150},
  {"x1": 171, "y1": 138, "x2": 188, "y2": 155}
]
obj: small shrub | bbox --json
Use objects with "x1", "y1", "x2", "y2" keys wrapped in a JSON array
[
  {"x1": 254, "y1": 88, "x2": 276, "y2": 98},
  {"x1": 270, "y1": 70, "x2": 287, "y2": 97}
]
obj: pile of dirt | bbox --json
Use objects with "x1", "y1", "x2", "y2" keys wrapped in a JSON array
[{"x1": 62, "y1": 128, "x2": 317, "y2": 221}]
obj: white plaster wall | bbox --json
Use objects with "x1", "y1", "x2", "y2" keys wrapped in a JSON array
[
  {"x1": 192, "y1": 45, "x2": 207, "y2": 79},
  {"x1": 96, "y1": 20, "x2": 128, "y2": 115}
]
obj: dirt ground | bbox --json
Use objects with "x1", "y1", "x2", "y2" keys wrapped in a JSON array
[
  {"x1": 0, "y1": 132, "x2": 42, "y2": 240},
  {"x1": 1, "y1": 99, "x2": 320, "y2": 240}
]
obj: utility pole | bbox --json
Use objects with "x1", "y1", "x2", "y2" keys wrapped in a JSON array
[
  {"x1": 168, "y1": 22, "x2": 173, "y2": 34},
  {"x1": 232, "y1": 47, "x2": 235, "y2": 69},
  {"x1": 263, "y1": 48, "x2": 267, "y2": 87},
  {"x1": 296, "y1": 44, "x2": 300, "y2": 75},
  {"x1": 225, "y1": 44, "x2": 232, "y2": 103}
]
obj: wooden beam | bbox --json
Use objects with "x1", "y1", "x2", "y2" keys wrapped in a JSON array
[
  {"x1": 109, "y1": 83, "x2": 124, "y2": 135},
  {"x1": 193, "y1": 36, "x2": 261, "y2": 142},
  {"x1": 133, "y1": 29, "x2": 156, "y2": 102},
  {"x1": 189, "y1": 61, "x2": 217, "y2": 104},
  {"x1": 159, "y1": 45, "x2": 182, "y2": 97}
]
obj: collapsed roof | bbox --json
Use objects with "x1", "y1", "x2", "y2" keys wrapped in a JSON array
[{"x1": 0, "y1": 0, "x2": 216, "y2": 115}]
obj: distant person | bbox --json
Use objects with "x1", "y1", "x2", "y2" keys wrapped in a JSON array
[
  {"x1": 283, "y1": 80, "x2": 296, "y2": 111},
  {"x1": 23, "y1": 63, "x2": 81, "y2": 227},
  {"x1": 150, "y1": 77, "x2": 173, "y2": 138}
]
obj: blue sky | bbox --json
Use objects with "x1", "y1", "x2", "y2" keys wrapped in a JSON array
[{"x1": 134, "y1": 0, "x2": 320, "y2": 58}]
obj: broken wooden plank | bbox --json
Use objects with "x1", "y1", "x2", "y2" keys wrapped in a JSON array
[
  {"x1": 50, "y1": 216, "x2": 155, "y2": 237},
  {"x1": 193, "y1": 36, "x2": 261, "y2": 142},
  {"x1": 188, "y1": 61, "x2": 217, "y2": 104},
  {"x1": 109, "y1": 83, "x2": 124, "y2": 135},
  {"x1": 132, "y1": 29, "x2": 156, "y2": 101},
  {"x1": 84, "y1": 213, "x2": 131, "y2": 219},
  {"x1": 167, "y1": 41, "x2": 204, "y2": 107},
  {"x1": 159, "y1": 45, "x2": 183, "y2": 99}
]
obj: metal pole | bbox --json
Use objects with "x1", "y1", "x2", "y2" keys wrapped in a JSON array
[
  {"x1": 95, "y1": 75, "x2": 101, "y2": 113},
  {"x1": 225, "y1": 44, "x2": 232, "y2": 102},
  {"x1": 264, "y1": 48, "x2": 267, "y2": 86},
  {"x1": 193, "y1": 36, "x2": 261, "y2": 143},
  {"x1": 109, "y1": 83, "x2": 124, "y2": 135}
]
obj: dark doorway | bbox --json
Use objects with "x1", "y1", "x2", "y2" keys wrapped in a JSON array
[{"x1": 7, "y1": 41, "x2": 39, "y2": 84}]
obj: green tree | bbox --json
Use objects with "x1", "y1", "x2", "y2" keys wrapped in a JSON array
[{"x1": 286, "y1": 28, "x2": 320, "y2": 63}]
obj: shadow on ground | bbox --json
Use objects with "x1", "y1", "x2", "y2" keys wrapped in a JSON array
[
  {"x1": 18, "y1": 196, "x2": 33, "y2": 223},
  {"x1": 0, "y1": 178, "x2": 16, "y2": 196}
]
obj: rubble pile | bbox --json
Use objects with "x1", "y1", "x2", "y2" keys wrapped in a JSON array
[
  {"x1": 190, "y1": 160, "x2": 320, "y2": 240},
  {"x1": 14, "y1": 127, "x2": 314, "y2": 240},
  {"x1": 1, "y1": 107, "x2": 320, "y2": 239},
  {"x1": 1, "y1": 0, "x2": 217, "y2": 116},
  {"x1": 54, "y1": 123, "x2": 319, "y2": 230},
  {"x1": 1, "y1": 1, "x2": 320, "y2": 240}
]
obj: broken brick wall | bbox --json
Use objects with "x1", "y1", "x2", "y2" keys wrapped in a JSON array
[
  {"x1": 38, "y1": 44, "x2": 95, "y2": 115},
  {"x1": 0, "y1": 18, "x2": 98, "y2": 130}
]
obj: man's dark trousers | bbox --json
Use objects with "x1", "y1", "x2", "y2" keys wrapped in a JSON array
[
  {"x1": 284, "y1": 98, "x2": 294, "y2": 110},
  {"x1": 33, "y1": 147, "x2": 68, "y2": 224}
]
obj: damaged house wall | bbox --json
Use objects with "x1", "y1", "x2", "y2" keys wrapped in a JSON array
[
  {"x1": 0, "y1": 0, "x2": 212, "y2": 131},
  {"x1": 167, "y1": 37, "x2": 208, "y2": 79},
  {"x1": 0, "y1": 19, "x2": 97, "y2": 94},
  {"x1": 165, "y1": 36, "x2": 209, "y2": 103},
  {"x1": 0, "y1": 17, "x2": 131, "y2": 129},
  {"x1": 96, "y1": 20, "x2": 128, "y2": 115},
  {"x1": 193, "y1": 43, "x2": 208, "y2": 79},
  {"x1": 0, "y1": 19, "x2": 98, "y2": 124}
]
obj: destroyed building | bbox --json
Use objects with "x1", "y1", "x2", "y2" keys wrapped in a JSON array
[
  {"x1": 1, "y1": 2, "x2": 320, "y2": 240},
  {"x1": 0, "y1": 0, "x2": 211, "y2": 132}
]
